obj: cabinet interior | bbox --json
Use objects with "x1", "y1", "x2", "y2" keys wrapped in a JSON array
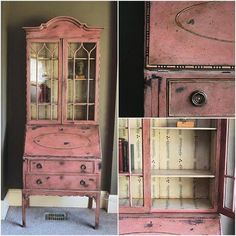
[{"x1": 119, "y1": 119, "x2": 217, "y2": 210}]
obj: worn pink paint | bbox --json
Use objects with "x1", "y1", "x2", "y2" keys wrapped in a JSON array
[
  {"x1": 119, "y1": 214, "x2": 221, "y2": 235},
  {"x1": 148, "y1": 1, "x2": 235, "y2": 66},
  {"x1": 144, "y1": 1, "x2": 235, "y2": 117},
  {"x1": 22, "y1": 16, "x2": 103, "y2": 229}
]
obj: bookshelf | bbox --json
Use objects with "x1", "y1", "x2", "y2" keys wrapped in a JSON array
[
  {"x1": 119, "y1": 119, "x2": 144, "y2": 208},
  {"x1": 119, "y1": 118, "x2": 235, "y2": 214}
]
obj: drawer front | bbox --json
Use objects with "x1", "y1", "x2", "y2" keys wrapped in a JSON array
[
  {"x1": 168, "y1": 79, "x2": 235, "y2": 116},
  {"x1": 119, "y1": 216, "x2": 220, "y2": 235},
  {"x1": 25, "y1": 174, "x2": 98, "y2": 190},
  {"x1": 30, "y1": 160, "x2": 94, "y2": 174}
]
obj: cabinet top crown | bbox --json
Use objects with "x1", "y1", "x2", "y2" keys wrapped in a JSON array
[{"x1": 23, "y1": 16, "x2": 103, "y2": 39}]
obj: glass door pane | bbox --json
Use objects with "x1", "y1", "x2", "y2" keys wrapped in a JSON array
[
  {"x1": 67, "y1": 42, "x2": 96, "y2": 121},
  {"x1": 30, "y1": 42, "x2": 59, "y2": 120},
  {"x1": 219, "y1": 119, "x2": 235, "y2": 218}
]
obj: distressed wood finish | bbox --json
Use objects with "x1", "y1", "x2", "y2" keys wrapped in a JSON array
[
  {"x1": 146, "y1": 1, "x2": 234, "y2": 67},
  {"x1": 119, "y1": 214, "x2": 221, "y2": 235},
  {"x1": 25, "y1": 174, "x2": 98, "y2": 190},
  {"x1": 144, "y1": 70, "x2": 235, "y2": 117},
  {"x1": 119, "y1": 119, "x2": 233, "y2": 235},
  {"x1": 168, "y1": 79, "x2": 235, "y2": 117},
  {"x1": 144, "y1": 1, "x2": 235, "y2": 117},
  {"x1": 23, "y1": 17, "x2": 103, "y2": 229}
]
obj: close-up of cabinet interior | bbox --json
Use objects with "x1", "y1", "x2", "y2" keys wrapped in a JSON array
[{"x1": 119, "y1": 118, "x2": 235, "y2": 235}]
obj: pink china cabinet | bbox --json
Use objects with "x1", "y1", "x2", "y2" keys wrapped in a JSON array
[
  {"x1": 119, "y1": 118, "x2": 235, "y2": 235},
  {"x1": 22, "y1": 16, "x2": 102, "y2": 228},
  {"x1": 144, "y1": 1, "x2": 235, "y2": 117}
]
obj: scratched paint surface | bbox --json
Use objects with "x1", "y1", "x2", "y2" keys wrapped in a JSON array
[{"x1": 148, "y1": 1, "x2": 235, "y2": 65}]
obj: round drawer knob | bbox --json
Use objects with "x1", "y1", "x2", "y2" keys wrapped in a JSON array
[
  {"x1": 80, "y1": 164, "x2": 86, "y2": 170},
  {"x1": 80, "y1": 180, "x2": 86, "y2": 186},
  {"x1": 36, "y1": 179, "x2": 42, "y2": 185},
  {"x1": 190, "y1": 90, "x2": 207, "y2": 106},
  {"x1": 36, "y1": 163, "x2": 42, "y2": 169}
]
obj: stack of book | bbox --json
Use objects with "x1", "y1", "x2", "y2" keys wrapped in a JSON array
[{"x1": 119, "y1": 138, "x2": 134, "y2": 173}]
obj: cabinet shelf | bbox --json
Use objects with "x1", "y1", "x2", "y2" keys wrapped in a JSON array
[
  {"x1": 119, "y1": 170, "x2": 143, "y2": 176},
  {"x1": 67, "y1": 78, "x2": 94, "y2": 81},
  {"x1": 119, "y1": 127, "x2": 142, "y2": 130},
  {"x1": 31, "y1": 57, "x2": 59, "y2": 60},
  {"x1": 31, "y1": 103, "x2": 58, "y2": 105},
  {"x1": 120, "y1": 198, "x2": 144, "y2": 207},
  {"x1": 151, "y1": 169, "x2": 215, "y2": 178},
  {"x1": 68, "y1": 57, "x2": 95, "y2": 60},
  {"x1": 152, "y1": 198, "x2": 213, "y2": 210},
  {"x1": 67, "y1": 103, "x2": 95, "y2": 106},
  {"x1": 151, "y1": 127, "x2": 217, "y2": 130}
]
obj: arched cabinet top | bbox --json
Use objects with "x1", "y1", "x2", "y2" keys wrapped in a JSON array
[{"x1": 23, "y1": 16, "x2": 103, "y2": 39}]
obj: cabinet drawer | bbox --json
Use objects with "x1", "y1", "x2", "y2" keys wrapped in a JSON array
[
  {"x1": 25, "y1": 174, "x2": 98, "y2": 190},
  {"x1": 168, "y1": 79, "x2": 234, "y2": 116},
  {"x1": 30, "y1": 160, "x2": 94, "y2": 174},
  {"x1": 119, "y1": 216, "x2": 220, "y2": 235}
]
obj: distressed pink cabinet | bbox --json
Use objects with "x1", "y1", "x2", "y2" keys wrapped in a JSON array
[
  {"x1": 119, "y1": 118, "x2": 235, "y2": 235},
  {"x1": 144, "y1": 1, "x2": 235, "y2": 117},
  {"x1": 22, "y1": 17, "x2": 102, "y2": 228}
]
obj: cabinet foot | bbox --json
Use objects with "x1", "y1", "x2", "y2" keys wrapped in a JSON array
[
  {"x1": 95, "y1": 193, "x2": 100, "y2": 229},
  {"x1": 88, "y1": 197, "x2": 93, "y2": 209},
  {"x1": 22, "y1": 193, "x2": 29, "y2": 227}
]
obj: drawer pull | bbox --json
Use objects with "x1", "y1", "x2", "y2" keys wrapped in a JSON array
[
  {"x1": 80, "y1": 180, "x2": 86, "y2": 186},
  {"x1": 144, "y1": 221, "x2": 153, "y2": 228},
  {"x1": 80, "y1": 164, "x2": 86, "y2": 171},
  {"x1": 36, "y1": 163, "x2": 42, "y2": 169},
  {"x1": 36, "y1": 179, "x2": 42, "y2": 185},
  {"x1": 190, "y1": 90, "x2": 207, "y2": 106}
]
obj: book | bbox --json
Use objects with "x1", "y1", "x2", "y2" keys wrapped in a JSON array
[
  {"x1": 131, "y1": 144, "x2": 135, "y2": 171},
  {"x1": 119, "y1": 138, "x2": 124, "y2": 173},
  {"x1": 123, "y1": 140, "x2": 129, "y2": 172}
]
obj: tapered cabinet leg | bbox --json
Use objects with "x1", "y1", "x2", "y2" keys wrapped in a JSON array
[
  {"x1": 95, "y1": 193, "x2": 100, "y2": 229},
  {"x1": 22, "y1": 193, "x2": 27, "y2": 227},
  {"x1": 88, "y1": 197, "x2": 93, "y2": 209}
]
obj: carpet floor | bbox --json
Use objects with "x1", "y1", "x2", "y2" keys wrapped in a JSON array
[{"x1": 1, "y1": 207, "x2": 117, "y2": 235}]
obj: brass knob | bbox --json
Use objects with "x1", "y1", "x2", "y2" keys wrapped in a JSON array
[
  {"x1": 36, "y1": 163, "x2": 42, "y2": 169},
  {"x1": 80, "y1": 180, "x2": 86, "y2": 186},
  {"x1": 80, "y1": 164, "x2": 86, "y2": 170},
  {"x1": 36, "y1": 179, "x2": 42, "y2": 185},
  {"x1": 190, "y1": 90, "x2": 207, "y2": 106}
]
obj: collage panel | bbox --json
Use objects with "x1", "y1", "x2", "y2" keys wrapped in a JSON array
[{"x1": 119, "y1": 1, "x2": 235, "y2": 235}]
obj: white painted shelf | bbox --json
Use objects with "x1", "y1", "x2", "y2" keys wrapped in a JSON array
[
  {"x1": 152, "y1": 198, "x2": 212, "y2": 210},
  {"x1": 151, "y1": 169, "x2": 215, "y2": 178},
  {"x1": 151, "y1": 127, "x2": 217, "y2": 130}
]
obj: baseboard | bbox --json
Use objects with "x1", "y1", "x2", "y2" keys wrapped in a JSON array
[
  {"x1": 1, "y1": 192, "x2": 10, "y2": 220},
  {"x1": 107, "y1": 195, "x2": 118, "y2": 213},
  {"x1": 3, "y1": 189, "x2": 117, "y2": 213}
]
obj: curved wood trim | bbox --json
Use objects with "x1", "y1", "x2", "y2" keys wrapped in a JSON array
[{"x1": 23, "y1": 16, "x2": 103, "y2": 32}]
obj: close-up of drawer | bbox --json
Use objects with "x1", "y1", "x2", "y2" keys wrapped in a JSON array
[
  {"x1": 25, "y1": 174, "x2": 98, "y2": 190},
  {"x1": 29, "y1": 160, "x2": 94, "y2": 174},
  {"x1": 168, "y1": 79, "x2": 235, "y2": 117}
]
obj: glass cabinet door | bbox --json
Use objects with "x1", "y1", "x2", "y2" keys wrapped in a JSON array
[
  {"x1": 66, "y1": 42, "x2": 96, "y2": 121},
  {"x1": 30, "y1": 42, "x2": 59, "y2": 121},
  {"x1": 219, "y1": 119, "x2": 235, "y2": 218}
]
